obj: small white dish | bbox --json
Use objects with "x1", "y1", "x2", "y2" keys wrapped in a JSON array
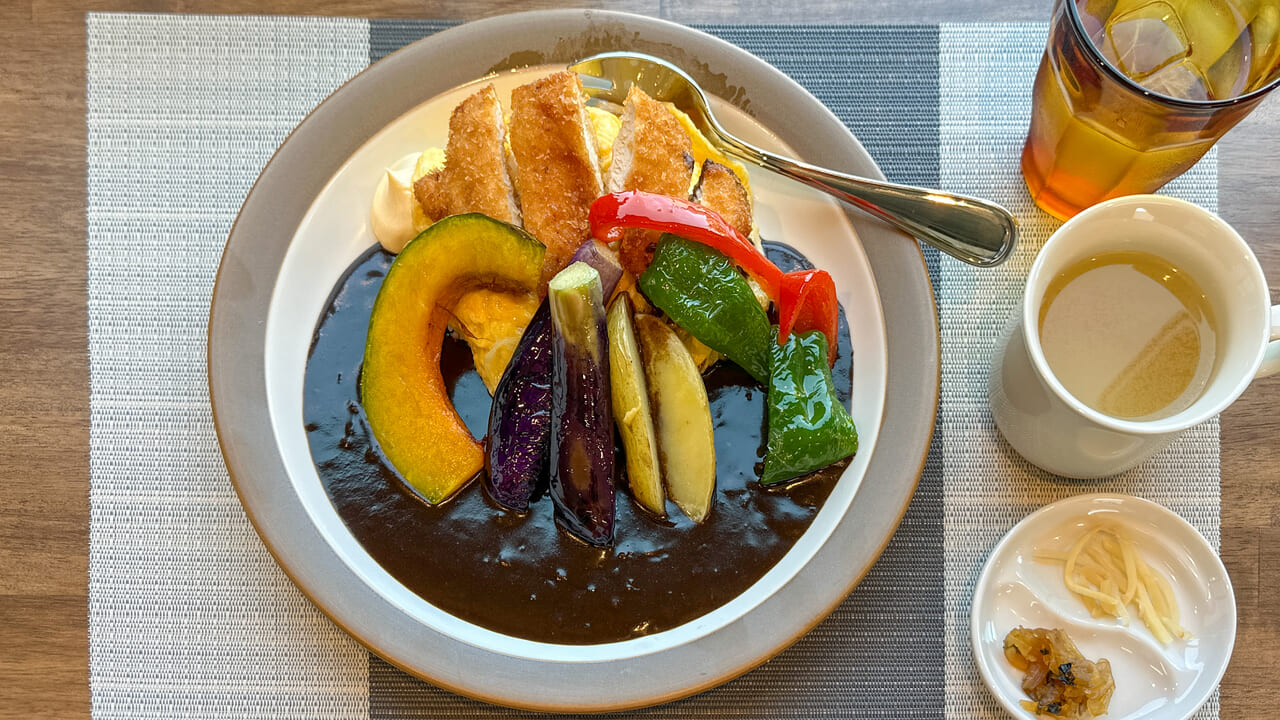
[{"x1": 971, "y1": 493, "x2": 1235, "y2": 720}]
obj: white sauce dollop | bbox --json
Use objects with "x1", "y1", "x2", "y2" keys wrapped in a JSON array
[{"x1": 370, "y1": 152, "x2": 423, "y2": 253}]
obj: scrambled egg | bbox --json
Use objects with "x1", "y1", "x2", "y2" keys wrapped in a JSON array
[
  {"x1": 450, "y1": 289, "x2": 541, "y2": 394},
  {"x1": 587, "y1": 106, "x2": 622, "y2": 175},
  {"x1": 413, "y1": 146, "x2": 446, "y2": 181},
  {"x1": 664, "y1": 104, "x2": 752, "y2": 202}
]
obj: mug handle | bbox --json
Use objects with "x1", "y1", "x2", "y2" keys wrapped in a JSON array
[{"x1": 1259, "y1": 304, "x2": 1280, "y2": 379}]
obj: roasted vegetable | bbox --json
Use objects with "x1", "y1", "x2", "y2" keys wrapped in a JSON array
[
  {"x1": 607, "y1": 294, "x2": 665, "y2": 517},
  {"x1": 777, "y1": 268, "x2": 839, "y2": 360},
  {"x1": 570, "y1": 239, "x2": 624, "y2": 300},
  {"x1": 484, "y1": 240, "x2": 625, "y2": 512},
  {"x1": 634, "y1": 313, "x2": 716, "y2": 523},
  {"x1": 671, "y1": 323, "x2": 721, "y2": 373},
  {"x1": 591, "y1": 191, "x2": 840, "y2": 345},
  {"x1": 761, "y1": 330, "x2": 858, "y2": 486},
  {"x1": 548, "y1": 262, "x2": 615, "y2": 545},
  {"x1": 638, "y1": 236, "x2": 772, "y2": 383},
  {"x1": 483, "y1": 302, "x2": 553, "y2": 511},
  {"x1": 363, "y1": 214, "x2": 544, "y2": 504},
  {"x1": 591, "y1": 190, "x2": 781, "y2": 296}
]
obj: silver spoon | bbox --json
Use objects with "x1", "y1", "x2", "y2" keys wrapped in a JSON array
[{"x1": 570, "y1": 51, "x2": 1018, "y2": 267}]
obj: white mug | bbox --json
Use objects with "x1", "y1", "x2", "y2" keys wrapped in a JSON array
[{"x1": 990, "y1": 195, "x2": 1280, "y2": 478}]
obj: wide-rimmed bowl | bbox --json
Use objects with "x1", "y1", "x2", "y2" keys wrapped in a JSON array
[{"x1": 209, "y1": 9, "x2": 939, "y2": 712}]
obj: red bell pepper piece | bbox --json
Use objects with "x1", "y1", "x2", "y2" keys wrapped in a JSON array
[
  {"x1": 778, "y1": 269, "x2": 838, "y2": 364},
  {"x1": 588, "y1": 191, "x2": 840, "y2": 358},
  {"x1": 589, "y1": 191, "x2": 782, "y2": 298}
]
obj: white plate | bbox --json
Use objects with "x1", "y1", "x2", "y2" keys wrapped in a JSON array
[
  {"x1": 971, "y1": 493, "x2": 1235, "y2": 720},
  {"x1": 209, "y1": 9, "x2": 940, "y2": 711},
  {"x1": 265, "y1": 59, "x2": 887, "y2": 664}
]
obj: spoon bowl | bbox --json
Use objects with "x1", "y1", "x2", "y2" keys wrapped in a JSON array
[{"x1": 571, "y1": 51, "x2": 1019, "y2": 267}]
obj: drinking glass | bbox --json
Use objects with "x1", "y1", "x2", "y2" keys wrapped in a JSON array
[{"x1": 1023, "y1": 0, "x2": 1280, "y2": 221}]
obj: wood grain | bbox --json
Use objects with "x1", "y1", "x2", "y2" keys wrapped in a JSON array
[
  {"x1": 3, "y1": 2, "x2": 1276, "y2": 718},
  {"x1": 662, "y1": 0, "x2": 1056, "y2": 23},
  {"x1": 0, "y1": 2, "x2": 90, "y2": 718},
  {"x1": 1215, "y1": 88, "x2": 1280, "y2": 720}
]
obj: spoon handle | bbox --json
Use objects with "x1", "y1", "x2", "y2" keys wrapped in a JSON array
[{"x1": 717, "y1": 135, "x2": 1018, "y2": 267}]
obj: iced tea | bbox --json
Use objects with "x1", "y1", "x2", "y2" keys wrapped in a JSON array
[{"x1": 1023, "y1": 0, "x2": 1280, "y2": 220}]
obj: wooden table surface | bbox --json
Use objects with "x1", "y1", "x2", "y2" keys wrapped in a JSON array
[{"x1": 2, "y1": 1, "x2": 1276, "y2": 717}]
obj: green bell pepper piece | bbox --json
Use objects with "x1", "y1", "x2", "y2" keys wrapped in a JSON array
[
  {"x1": 761, "y1": 330, "x2": 859, "y2": 486},
  {"x1": 638, "y1": 235, "x2": 772, "y2": 383}
]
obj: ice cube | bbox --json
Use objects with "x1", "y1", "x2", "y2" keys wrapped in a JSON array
[
  {"x1": 1141, "y1": 58, "x2": 1211, "y2": 100},
  {"x1": 1102, "y1": 1, "x2": 1191, "y2": 79}
]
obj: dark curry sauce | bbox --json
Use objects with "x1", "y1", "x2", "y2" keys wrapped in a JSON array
[{"x1": 304, "y1": 242, "x2": 852, "y2": 644}]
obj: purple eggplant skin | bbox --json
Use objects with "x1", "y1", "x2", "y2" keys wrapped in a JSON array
[
  {"x1": 548, "y1": 262, "x2": 615, "y2": 546},
  {"x1": 482, "y1": 302, "x2": 553, "y2": 511},
  {"x1": 570, "y1": 239, "x2": 623, "y2": 298},
  {"x1": 482, "y1": 240, "x2": 623, "y2": 511}
]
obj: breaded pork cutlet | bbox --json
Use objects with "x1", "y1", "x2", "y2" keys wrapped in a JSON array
[
  {"x1": 607, "y1": 86, "x2": 694, "y2": 195},
  {"x1": 691, "y1": 160, "x2": 753, "y2": 240},
  {"x1": 411, "y1": 86, "x2": 516, "y2": 225},
  {"x1": 508, "y1": 71, "x2": 604, "y2": 285},
  {"x1": 440, "y1": 84, "x2": 521, "y2": 224},
  {"x1": 608, "y1": 86, "x2": 695, "y2": 275},
  {"x1": 412, "y1": 169, "x2": 449, "y2": 224}
]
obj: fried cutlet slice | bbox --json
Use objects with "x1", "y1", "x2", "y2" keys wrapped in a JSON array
[
  {"x1": 607, "y1": 86, "x2": 695, "y2": 195},
  {"x1": 440, "y1": 84, "x2": 521, "y2": 224},
  {"x1": 693, "y1": 159, "x2": 769, "y2": 311},
  {"x1": 412, "y1": 169, "x2": 450, "y2": 224},
  {"x1": 508, "y1": 71, "x2": 604, "y2": 285},
  {"x1": 608, "y1": 86, "x2": 696, "y2": 276},
  {"x1": 692, "y1": 160, "x2": 753, "y2": 240}
]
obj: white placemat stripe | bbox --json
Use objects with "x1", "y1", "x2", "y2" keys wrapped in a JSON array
[
  {"x1": 87, "y1": 14, "x2": 372, "y2": 720},
  {"x1": 938, "y1": 22, "x2": 1221, "y2": 720}
]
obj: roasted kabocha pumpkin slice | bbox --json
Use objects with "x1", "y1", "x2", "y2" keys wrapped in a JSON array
[{"x1": 362, "y1": 213, "x2": 544, "y2": 504}]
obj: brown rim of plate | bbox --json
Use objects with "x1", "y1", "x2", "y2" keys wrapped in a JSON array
[{"x1": 208, "y1": 9, "x2": 940, "y2": 713}]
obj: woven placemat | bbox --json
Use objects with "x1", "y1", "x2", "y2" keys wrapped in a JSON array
[
  {"x1": 936, "y1": 23, "x2": 1220, "y2": 720},
  {"x1": 86, "y1": 14, "x2": 1220, "y2": 719}
]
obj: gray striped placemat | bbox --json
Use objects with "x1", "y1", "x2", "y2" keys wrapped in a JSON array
[{"x1": 86, "y1": 14, "x2": 1220, "y2": 719}]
